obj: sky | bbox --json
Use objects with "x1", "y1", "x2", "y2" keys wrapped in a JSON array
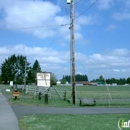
[{"x1": 0, "y1": 0, "x2": 130, "y2": 80}]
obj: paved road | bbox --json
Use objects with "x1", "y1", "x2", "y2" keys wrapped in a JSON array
[
  {"x1": 12, "y1": 105, "x2": 130, "y2": 119},
  {"x1": 0, "y1": 88, "x2": 20, "y2": 130}
]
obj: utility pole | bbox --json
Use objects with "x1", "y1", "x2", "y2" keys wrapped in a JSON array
[{"x1": 70, "y1": 0, "x2": 75, "y2": 104}]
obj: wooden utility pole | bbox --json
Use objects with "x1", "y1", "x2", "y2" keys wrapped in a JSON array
[{"x1": 71, "y1": 0, "x2": 75, "y2": 104}]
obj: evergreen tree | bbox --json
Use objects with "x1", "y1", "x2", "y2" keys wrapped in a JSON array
[
  {"x1": 31, "y1": 60, "x2": 42, "y2": 83},
  {"x1": 62, "y1": 74, "x2": 88, "y2": 82},
  {"x1": 127, "y1": 77, "x2": 130, "y2": 84},
  {"x1": 1, "y1": 54, "x2": 30, "y2": 84}
]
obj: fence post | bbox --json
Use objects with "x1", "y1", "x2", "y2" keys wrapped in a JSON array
[{"x1": 45, "y1": 94, "x2": 48, "y2": 104}]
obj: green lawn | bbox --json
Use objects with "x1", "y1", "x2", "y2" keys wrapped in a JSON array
[
  {"x1": 1, "y1": 84, "x2": 130, "y2": 107},
  {"x1": 1, "y1": 84, "x2": 130, "y2": 130},
  {"x1": 19, "y1": 114, "x2": 130, "y2": 130}
]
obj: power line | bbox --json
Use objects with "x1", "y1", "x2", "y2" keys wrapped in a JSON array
[
  {"x1": 75, "y1": 0, "x2": 82, "y2": 5},
  {"x1": 38, "y1": 16, "x2": 68, "y2": 60},
  {"x1": 3, "y1": 9, "x2": 59, "y2": 18},
  {"x1": 0, "y1": 0, "x2": 61, "y2": 18},
  {"x1": 75, "y1": 0, "x2": 98, "y2": 19},
  {"x1": 0, "y1": 24, "x2": 70, "y2": 31}
]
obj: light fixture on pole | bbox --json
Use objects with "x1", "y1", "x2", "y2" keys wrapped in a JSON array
[{"x1": 67, "y1": 0, "x2": 71, "y2": 4}]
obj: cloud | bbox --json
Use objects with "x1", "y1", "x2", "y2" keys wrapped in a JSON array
[
  {"x1": 125, "y1": 0, "x2": 130, "y2": 8},
  {"x1": 1, "y1": 0, "x2": 62, "y2": 39},
  {"x1": 0, "y1": 0, "x2": 98, "y2": 41},
  {"x1": 113, "y1": 12, "x2": 130, "y2": 20},
  {"x1": 76, "y1": 15, "x2": 97, "y2": 25},
  {"x1": 105, "y1": 49, "x2": 130, "y2": 56},
  {"x1": 112, "y1": 0, "x2": 130, "y2": 21},
  {"x1": 0, "y1": 44, "x2": 130, "y2": 80},
  {"x1": 94, "y1": 0, "x2": 114, "y2": 10},
  {"x1": 64, "y1": 15, "x2": 98, "y2": 41},
  {"x1": 113, "y1": 69, "x2": 120, "y2": 72},
  {"x1": 106, "y1": 24, "x2": 117, "y2": 31}
]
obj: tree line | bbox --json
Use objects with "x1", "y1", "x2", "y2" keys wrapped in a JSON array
[
  {"x1": 1, "y1": 55, "x2": 129, "y2": 85},
  {"x1": 91, "y1": 75, "x2": 130, "y2": 85},
  {"x1": 0, "y1": 54, "x2": 57, "y2": 85},
  {"x1": 61, "y1": 74, "x2": 130, "y2": 85},
  {"x1": 61, "y1": 74, "x2": 88, "y2": 84}
]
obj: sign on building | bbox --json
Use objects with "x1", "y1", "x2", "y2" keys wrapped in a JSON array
[
  {"x1": 36, "y1": 72, "x2": 51, "y2": 87},
  {"x1": 10, "y1": 81, "x2": 13, "y2": 86}
]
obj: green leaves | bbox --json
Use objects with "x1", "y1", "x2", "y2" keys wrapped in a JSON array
[{"x1": 1, "y1": 54, "x2": 30, "y2": 84}]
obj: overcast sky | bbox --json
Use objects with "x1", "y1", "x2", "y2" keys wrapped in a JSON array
[{"x1": 0, "y1": 0, "x2": 130, "y2": 80}]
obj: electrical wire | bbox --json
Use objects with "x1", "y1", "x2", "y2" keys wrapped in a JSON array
[
  {"x1": 0, "y1": 24, "x2": 70, "y2": 31},
  {"x1": 75, "y1": 0, "x2": 82, "y2": 5},
  {"x1": 0, "y1": 0, "x2": 70, "y2": 31},
  {"x1": 3, "y1": 9, "x2": 60, "y2": 18},
  {"x1": 38, "y1": 15, "x2": 68, "y2": 58},
  {"x1": 75, "y1": 0, "x2": 98, "y2": 19}
]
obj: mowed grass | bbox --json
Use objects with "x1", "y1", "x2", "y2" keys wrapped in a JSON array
[
  {"x1": 1, "y1": 84, "x2": 130, "y2": 107},
  {"x1": 19, "y1": 114, "x2": 130, "y2": 130},
  {"x1": 64, "y1": 85, "x2": 130, "y2": 99}
]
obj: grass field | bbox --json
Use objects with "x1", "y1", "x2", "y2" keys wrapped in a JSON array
[
  {"x1": 1, "y1": 84, "x2": 130, "y2": 130},
  {"x1": 19, "y1": 114, "x2": 130, "y2": 130},
  {"x1": 1, "y1": 84, "x2": 130, "y2": 107}
]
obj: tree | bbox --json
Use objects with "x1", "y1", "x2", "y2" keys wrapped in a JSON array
[
  {"x1": 127, "y1": 77, "x2": 130, "y2": 84},
  {"x1": 51, "y1": 73, "x2": 57, "y2": 85},
  {"x1": 31, "y1": 60, "x2": 42, "y2": 83},
  {"x1": 61, "y1": 74, "x2": 88, "y2": 83},
  {"x1": 61, "y1": 79, "x2": 67, "y2": 84},
  {"x1": 61, "y1": 75, "x2": 67, "y2": 84},
  {"x1": 26, "y1": 69, "x2": 33, "y2": 84},
  {"x1": 1, "y1": 54, "x2": 31, "y2": 84},
  {"x1": 83, "y1": 74, "x2": 88, "y2": 81},
  {"x1": 99, "y1": 75, "x2": 104, "y2": 81},
  {"x1": 0, "y1": 72, "x2": 1, "y2": 83}
]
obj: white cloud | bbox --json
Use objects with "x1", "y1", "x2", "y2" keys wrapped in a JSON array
[
  {"x1": 112, "y1": 0, "x2": 130, "y2": 21},
  {"x1": 76, "y1": 15, "x2": 97, "y2": 25},
  {"x1": 113, "y1": 12, "x2": 130, "y2": 20},
  {"x1": 1, "y1": 0, "x2": 62, "y2": 39},
  {"x1": 107, "y1": 24, "x2": 117, "y2": 31},
  {"x1": 0, "y1": 44, "x2": 130, "y2": 80},
  {"x1": 121, "y1": 69, "x2": 127, "y2": 72},
  {"x1": 105, "y1": 49, "x2": 130, "y2": 56},
  {"x1": 94, "y1": 0, "x2": 114, "y2": 10},
  {"x1": 64, "y1": 15, "x2": 98, "y2": 41},
  {"x1": 0, "y1": 0, "x2": 98, "y2": 41},
  {"x1": 113, "y1": 69, "x2": 120, "y2": 72}
]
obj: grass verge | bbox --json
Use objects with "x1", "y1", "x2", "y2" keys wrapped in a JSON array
[
  {"x1": 19, "y1": 114, "x2": 130, "y2": 130},
  {"x1": 1, "y1": 84, "x2": 130, "y2": 107}
]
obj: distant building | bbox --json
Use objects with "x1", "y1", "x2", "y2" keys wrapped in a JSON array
[
  {"x1": 76, "y1": 81, "x2": 98, "y2": 86},
  {"x1": 66, "y1": 81, "x2": 69, "y2": 84},
  {"x1": 112, "y1": 83, "x2": 117, "y2": 86},
  {"x1": 56, "y1": 81, "x2": 61, "y2": 84}
]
